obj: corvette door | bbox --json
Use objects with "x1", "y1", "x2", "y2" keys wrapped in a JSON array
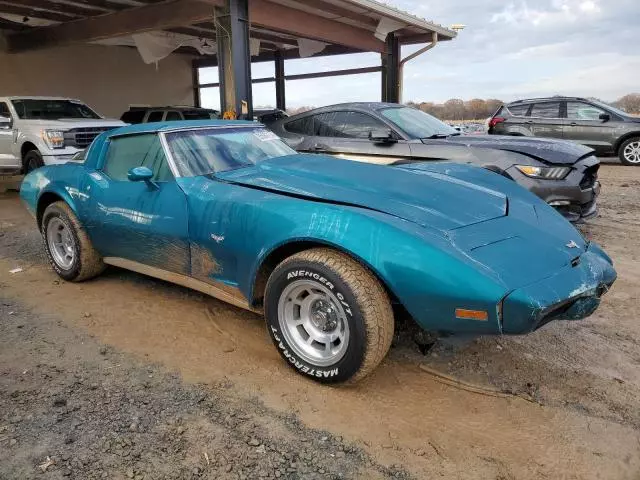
[{"x1": 84, "y1": 133, "x2": 190, "y2": 274}]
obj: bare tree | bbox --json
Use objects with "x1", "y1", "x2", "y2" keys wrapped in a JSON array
[{"x1": 613, "y1": 94, "x2": 640, "y2": 114}]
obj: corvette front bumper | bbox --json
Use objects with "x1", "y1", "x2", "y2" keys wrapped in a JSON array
[{"x1": 501, "y1": 242, "x2": 616, "y2": 334}]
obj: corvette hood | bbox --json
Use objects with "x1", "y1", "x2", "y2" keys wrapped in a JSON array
[
  {"x1": 215, "y1": 154, "x2": 507, "y2": 231},
  {"x1": 428, "y1": 134, "x2": 594, "y2": 165}
]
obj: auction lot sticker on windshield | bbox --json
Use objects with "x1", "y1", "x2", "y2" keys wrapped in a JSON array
[{"x1": 253, "y1": 129, "x2": 279, "y2": 142}]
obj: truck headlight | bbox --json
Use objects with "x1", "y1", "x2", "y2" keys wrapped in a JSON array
[
  {"x1": 41, "y1": 129, "x2": 65, "y2": 149},
  {"x1": 515, "y1": 165, "x2": 570, "y2": 180}
]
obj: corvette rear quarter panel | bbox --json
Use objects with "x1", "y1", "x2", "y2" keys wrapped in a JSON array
[
  {"x1": 178, "y1": 177, "x2": 508, "y2": 335},
  {"x1": 20, "y1": 164, "x2": 86, "y2": 221}
]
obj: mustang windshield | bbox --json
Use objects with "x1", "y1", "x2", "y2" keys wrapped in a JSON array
[
  {"x1": 165, "y1": 127, "x2": 296, "y2": 177},
  {"x1": 380, "y1": 106, "x2": 458, "y2": 139}
]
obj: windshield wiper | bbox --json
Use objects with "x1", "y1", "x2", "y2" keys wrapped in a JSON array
[{"x1": 425, "y1": 132, "x2": 462, "y2": 139}]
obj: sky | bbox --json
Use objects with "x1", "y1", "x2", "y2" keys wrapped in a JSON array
[{"x1": 199, "y1": 0, "x2": 639, "y2": 109}]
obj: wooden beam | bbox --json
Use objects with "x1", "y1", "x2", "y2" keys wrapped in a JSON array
[
  {"x1": 193, "y1": 43, "x2": 362, "y2": 68},
  {"x1": 400, "y1": 33, "x2": 452, "y2": 44},
  {"x1": 197, "y1": 65, "x2": 381, "y2": 88},
  {"x1": 69, "y1": 0, "x2": 127, "y2": 11},
  {"x1": 1, "y1": 0, "x2": 106, "y2": 17},
  {"x1": 4, "y1": 0, "x2": 219, "y2": 53},
  {"x1": 0, "y1": 17, "x2": 28, "y2": 31},
  {"x1": 4, "y1": 0, "x2": 384, "y2": 54},
  {"x1": 249, "y1": 0, "x2": 384, "y2": 53},
  {"x1": 167, "y1": 26, "x2": 216, "y2": 40},
  {"x1": 251, "y1": 31, "x2": 298, "y2": 47},
  {"x1": 290, "y1": 0, "x2": 377, "y2": 28},
  {"x1": 0, "y1": 2, "x2": 76, "y2": 22}
]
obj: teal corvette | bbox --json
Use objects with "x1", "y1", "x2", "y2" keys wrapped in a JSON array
[{"x1": 20, "y1": 120, "x2": 616, "y2": 384}]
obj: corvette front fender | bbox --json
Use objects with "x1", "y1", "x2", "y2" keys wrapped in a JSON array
[{"x1": 244, "y1": 206, "x2": 508, "y2": 336}]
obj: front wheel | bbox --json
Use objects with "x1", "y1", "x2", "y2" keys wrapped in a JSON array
[
  {"x1": 619, "y1": 137, "x2": 640, "y2": 166},
  {"x1": 24, "y1": 150, "x2": 44, "y2": 174},
  {"x1": 264, "y1": 248, "x2": 394, "y2": 384}
]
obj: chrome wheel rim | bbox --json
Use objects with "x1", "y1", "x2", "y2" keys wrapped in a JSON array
[
  {"x1": 277, "y1": 279, "x2": 350, "y2": 367},
  {"x1": 46, "y1": 217, "x2": 75, "y2": 269},
  {"x1": 623, "y1": 141, "x2": 640, "y2": 164}
]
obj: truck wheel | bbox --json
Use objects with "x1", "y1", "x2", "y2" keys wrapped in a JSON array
[
  {"x1": 619, "y1": 137, "x2": 640, "y2": 166},
  {"x1": 41, "y1": 201, "x2": 105, "y2": 282},
  {"x1": 264, "y1": 248, "x2": 394, "y2": 384},
  {"x1": 24, "y1": 150, "x2": 44, "y2": 173}
]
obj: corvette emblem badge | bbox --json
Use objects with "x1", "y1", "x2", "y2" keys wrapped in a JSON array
[{"x1": 566, "y1": 240, "x2": 579, "y2": 249}]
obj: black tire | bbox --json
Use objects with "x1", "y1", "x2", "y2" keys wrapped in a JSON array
[
  {"x1": 618, "y1": 137, "x2": 640, "y2": 166},
  {"x1": 264, "y1": 248, "x2": 394, "y2": 384},
  {"x1": 41, "y1": 201, "x2": 105, "y2": 282},
  {"x1": 24, "y1": 150, "x2": 44, "y2": 174}
]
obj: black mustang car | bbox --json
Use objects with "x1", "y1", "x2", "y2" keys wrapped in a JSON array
[{"x1": 268, "y1": 103, "x2": 601, "y2": 222}]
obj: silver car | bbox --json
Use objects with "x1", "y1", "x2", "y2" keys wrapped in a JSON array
[{"x1": 269, "y1": 102, "x2": 601, "y2": 222}]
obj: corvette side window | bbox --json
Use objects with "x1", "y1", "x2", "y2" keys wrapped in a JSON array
[{"x1": 103, "y1": 134, "x2": 173, "y2": 182}]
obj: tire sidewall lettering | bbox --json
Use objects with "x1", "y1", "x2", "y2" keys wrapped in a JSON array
[
  {"x1": 266, "y1": 258, "x2": 368, "y2": 383},
  {"x1": 270, "y1": 325, "x2": 340, "y2": 379},
  {"x1": 285, "y1": 269, "x2": 353, "y2": 317}
]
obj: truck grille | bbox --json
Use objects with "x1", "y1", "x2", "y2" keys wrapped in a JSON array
[
  {"x1": 580, "y1": 163, "x2": 599, "y2": 190},
  {"x1": 63, "y1": 127, "x2": 115, "y2": 149}
]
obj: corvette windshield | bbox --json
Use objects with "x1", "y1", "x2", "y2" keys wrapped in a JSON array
[
  {"x1": 165, "y1": 127, "x2": 296, "y2": 177},
  {"x1": 380, "y1": 106, "x2": 458, "y2": 139}
]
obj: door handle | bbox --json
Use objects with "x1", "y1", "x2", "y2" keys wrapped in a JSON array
[
  {"x1": 525, "y1": 120, "x2": 534, "y2": 124},
  {"x1": 311, "y1": 144, "x2": 327, "y2": 152},
  {"x1": 569, "y1": 122, "x2": 578, "y2": 126}
]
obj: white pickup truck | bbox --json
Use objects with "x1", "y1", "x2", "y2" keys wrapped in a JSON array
[{"x1": 0, "y1": 96, "x2": 125, "y2": 174}]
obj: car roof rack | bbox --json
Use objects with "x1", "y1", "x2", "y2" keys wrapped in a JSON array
[
  {"x1": 126, "y1": 105, "x2": 218, "y2": 110},
  {"x1": 510, "y1": 96, "x2": 588, "y2": 104}
]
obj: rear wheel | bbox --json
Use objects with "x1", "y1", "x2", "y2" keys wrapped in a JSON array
[
  {"x1": 41, "y1": 201, "x2": 105, "y2": 282},
  {"x1": 264, "y1": 248, "x2": 394, "y2": 384},
  {"x1": 619, "y1": 137, "x2": 640, "y2": 166},
  {"x1": 24, "y1": 150, "x2": 44, "y2": 173}
]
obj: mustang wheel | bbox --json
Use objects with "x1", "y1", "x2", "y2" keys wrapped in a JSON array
[
  {"x1": 264, "y1": 248, "x2": 394, "y2": 384},
  {"x1": 619, "y1": 137, "x2": 640, "y2": 166},
  {"x1": 41, "y1": 201, "x2": 105, "y2": 282}
]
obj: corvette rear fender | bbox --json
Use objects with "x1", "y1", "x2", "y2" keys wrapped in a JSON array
[{"x1": 20, "y1": 168, "x2": 81, "y2": 225}]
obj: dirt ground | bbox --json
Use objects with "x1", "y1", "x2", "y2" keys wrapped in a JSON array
[{"x1": 1, "y1": 164, "x2": 640, "y2": 480}]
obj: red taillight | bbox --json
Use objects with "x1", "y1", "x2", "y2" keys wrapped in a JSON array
[{"x1": 489, "y1": 117, "x2": 505, "y2": 128}]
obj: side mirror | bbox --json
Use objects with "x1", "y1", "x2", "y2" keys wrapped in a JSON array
[
  {"x1": 599, "y1": 113, "x2": 610, "y2": 122},
  {"x1": 369, "y1": 129, "x2": 396, "y2": 144},
  {"x1": 127, "y1": 166, "x2": 157, "y2": 188},
  {"x1": 0, "y1": 115, "x2": 12, "y2": 130}
]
